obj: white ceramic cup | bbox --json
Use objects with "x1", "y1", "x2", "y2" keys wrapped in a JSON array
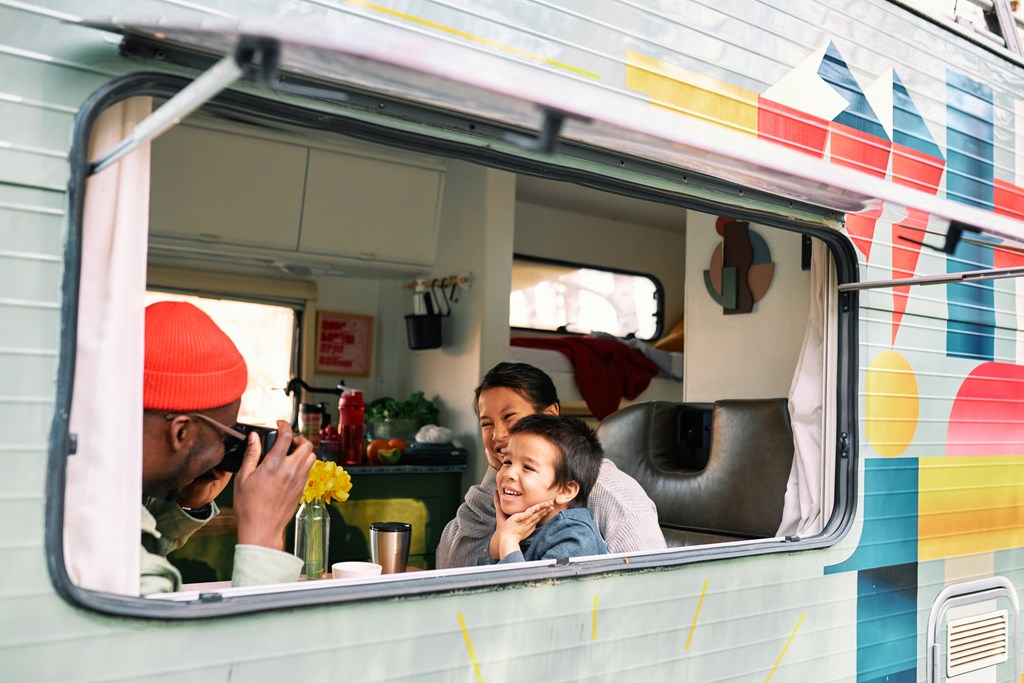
[{"x1": 332, "y1": 561, "x2": 383, "y2": 580}]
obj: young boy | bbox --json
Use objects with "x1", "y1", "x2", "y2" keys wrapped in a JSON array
[{"x1": 489, "y1": 414, "x2": 608, "y2": 563}]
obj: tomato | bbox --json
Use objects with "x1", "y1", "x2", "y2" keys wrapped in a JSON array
[
  {"x1": 366, "y1": 438, "x2": 390, "y2": 463},
  {"x1": 387, "y1": 438, "x2": 407, "y2": 452}
]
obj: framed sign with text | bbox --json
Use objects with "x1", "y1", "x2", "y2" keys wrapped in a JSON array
[{"x1": 315, "y1": 311, "x2": 374, "y2": 376}]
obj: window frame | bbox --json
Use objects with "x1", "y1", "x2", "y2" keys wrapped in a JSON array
[
  {"x1": 510, "y1": 253, "x2": 666, "y2": 341},
  {"x1": 889, "y1": 0, "x2": 1024, "y2": 65},
  {"x1": 47, "y1": 71, "x2": 859, "y2": 620}
]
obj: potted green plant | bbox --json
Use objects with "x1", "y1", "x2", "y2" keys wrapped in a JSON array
[{"x1": 365, "y1": 391, "x2": 440, "y2": 443}]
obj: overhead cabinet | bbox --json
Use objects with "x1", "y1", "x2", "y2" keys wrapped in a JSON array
[
  {"x1": 150, "y1": 126, "x2": 307, "y2": 250},
  {"x1": 299, "y1": 149, "x2": 445, "y2": 267},
  {"x1": 149, "y1": 126, "x2": 446, "y2": 269}
]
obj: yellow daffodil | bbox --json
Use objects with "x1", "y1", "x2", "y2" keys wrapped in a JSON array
[{"x1": 301, "y1": 460, "x2": 353, "y2": 504}]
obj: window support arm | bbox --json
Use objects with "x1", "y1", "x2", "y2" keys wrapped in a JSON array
[
  {"x1": 839, "y1": 264, "x2": 1024, "y2": 292},
  {"x1": 88, "y1": 35, "x2": 280, "y2": 175}
]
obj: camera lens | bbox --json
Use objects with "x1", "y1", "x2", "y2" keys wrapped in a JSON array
[{"x1": 217, "y1": 423, "x2": 273, "y2": 472}]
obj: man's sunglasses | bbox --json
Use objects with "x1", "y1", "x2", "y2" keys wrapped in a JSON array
[{"x1": 165, "y1": 413, "x2": 281, "y2": 472}]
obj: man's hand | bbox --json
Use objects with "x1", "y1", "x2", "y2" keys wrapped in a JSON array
[
  {"x1": 233, "y1": 420, "x2": 316, "y2": 550},
  {"x1": 491, "y1": 490, "x2": 552, "y2": 560},
  {"x1": 176, "y1": 468, "x2": 232, "y2": 510}
]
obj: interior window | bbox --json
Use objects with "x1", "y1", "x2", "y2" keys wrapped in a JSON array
[
  {"x1": 510, "y1": 255, "x2": 663, "y2": 340},
  {"x1": 142, "y1": 290, "x2": 298, "y2": 425}
]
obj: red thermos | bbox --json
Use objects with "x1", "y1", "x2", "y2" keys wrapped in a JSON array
[{"x1": 338, "y1": 389, "x2": 365, "y2": 466}]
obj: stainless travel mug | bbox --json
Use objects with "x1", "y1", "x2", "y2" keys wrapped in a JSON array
[{"x1": 369, "y1": 521, "x2": 411, "y2": 574}]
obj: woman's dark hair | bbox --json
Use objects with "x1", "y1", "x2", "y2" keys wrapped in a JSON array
[
  {"x1": 509, "y1": 414, "x2": 603, "y2": 508},
  {"x1": 473, "y1": 362, "x2": 560, "y2": 415}
]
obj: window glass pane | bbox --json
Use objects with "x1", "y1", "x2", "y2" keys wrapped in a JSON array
[
  {"x1": 510, "y1": 257, "x2": 661, "y2": 339},
  {"x1": 899, "y1": 0, "x2": 1006, "y2": 46},
  {"x1": 143, "y1": 291, "x2": 296, "y2": 425}
]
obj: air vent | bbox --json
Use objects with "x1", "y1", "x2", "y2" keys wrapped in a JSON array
[{"x1": 947, "y1": 609, "x2": 1008, "y2": 678}]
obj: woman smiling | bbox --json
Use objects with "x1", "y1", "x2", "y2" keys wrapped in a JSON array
[{"x1": 436, "y1": 362, "x2": 666, "y2": 568}]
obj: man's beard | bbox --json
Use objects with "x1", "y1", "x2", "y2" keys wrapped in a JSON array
[{"x1": 148, "y1": 441, "x2": 206, "y2": 502}]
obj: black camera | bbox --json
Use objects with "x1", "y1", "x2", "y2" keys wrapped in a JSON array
[{"x1": 217, "y1": 423, "x2": 285, "y2": 473}]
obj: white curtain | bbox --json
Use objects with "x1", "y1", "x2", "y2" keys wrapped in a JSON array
[
  {"x1": 777, "y1": 239, "x2": 837, "y2": 538},
  {"x1": 64, "y1": 98, "x2": 152, "y2": 594}
]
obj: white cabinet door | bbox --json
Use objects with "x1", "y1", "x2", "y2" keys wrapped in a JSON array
[
  {"x1": 299, "y1": 149, "x2": 444, "y2": 266},
  {"x1": 150, "y1": 126, "x2": 307, "y2": 249}
]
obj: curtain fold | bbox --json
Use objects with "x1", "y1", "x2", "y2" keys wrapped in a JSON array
[
  {"x1": 777, "y1": 239, "x2": 835, "y2": 538},
  {"x1": 64, "y1": 98, "x2": 152, "y2": 594}
]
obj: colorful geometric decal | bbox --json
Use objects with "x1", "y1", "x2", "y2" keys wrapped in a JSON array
[
  {"x1": 864, "y1": 351, "x2": 919, "y2": 457},
  {"x1": 994, "y1": 178, "x2": 1024, "y2": 224},
  {"x1": 855, "y1": 564, "x2": 918, "y2": 683},
  {"x1": 703, "y1": 218, "x2": 775, "y2": 314},
  {"x1": 946, "y1": 71, "x2": 996, "y2": 360},
  {"x1": 919, "y1": 455, "x2": 1024, "y2": 560},
  {"x1": 946, "y1": 362, "x2": 1024, "y2": 457},
  {"x1": 759, "y1": 43, "x2": 847, "y2": 157},
  {"x1": 890, "y1": 72, "x2": 946, "y2": 344},
  {"x1": 946, "y1": 251, "x2": 995, "y2": 361},
  {"x1": 757, "y1": 96, "x2": 830, "y2": 158},
  {"x1": 819, "y1": 43, "x2": 892, "y2": 260},
  {"x1": 625, "y1": 42, "x2": 1022, "y2": 356},
  {"x1": 826, "y1": 458, "x2": 918, "y2": 574},
  {"x1": 819, "y1": 42, "x2": 889, "y2": 142},
  {"x1": 945, "y1": 70, "x2": 995, "y2": 210},
  {"x1": 624, "y1": 51, "x2": 758, "y2": 136}
]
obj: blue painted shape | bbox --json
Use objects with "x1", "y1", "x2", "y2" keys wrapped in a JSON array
[
  {"x1": 945, "y1": 69, "x2": 993, "y2": 210},
  {"x1": 946, "y1": 244, "x2": 995, "y2": 360},
  {"x1": 818, "y1": 42, "x2": 889, "y2": 140},
  {"x1": 859, "y1": 669, "x2": 916, "y2": 683},
  {"x1": 826, "y1": 458, "x2": 917, "y2": 575},
  {"x1": 893, "y1": 72, "x2": 943, "y2": 160},
  {"x1": 945, "y1": 69, "x2": 995, "y2": 360},
  {"x1": 857, "y1": 564, "x2": 918, "y2": 683}
]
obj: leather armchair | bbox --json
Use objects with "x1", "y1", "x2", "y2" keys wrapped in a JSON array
[{"x1": 598, "y1": 399, "x2": 794, "y2": 547}]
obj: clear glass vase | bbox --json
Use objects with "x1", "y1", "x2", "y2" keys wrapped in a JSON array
[{"x1": 294, "y1": 499, "x2": 330, "y2": 580}]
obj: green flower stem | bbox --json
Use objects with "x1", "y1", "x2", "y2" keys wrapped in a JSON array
[{"x1": 299, "y1": 499, "x2": 329, "y2": 580}]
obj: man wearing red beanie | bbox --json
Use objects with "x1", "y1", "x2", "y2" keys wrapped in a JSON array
[{"x1": 140, "y1": 301, "x2": 316, "y2": 594}]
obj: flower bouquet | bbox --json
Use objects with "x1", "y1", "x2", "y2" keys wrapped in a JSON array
[{"x1": 294, "y1": 460, "x2": 353, "y2": 579}]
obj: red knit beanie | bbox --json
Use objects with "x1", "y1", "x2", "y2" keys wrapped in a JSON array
[{"x1": 144, "y1": 301, "x2": 248, "y2": 411}]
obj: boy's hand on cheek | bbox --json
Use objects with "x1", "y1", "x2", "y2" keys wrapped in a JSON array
[{"x1": 496, "y1": 500, "x2": 553, "y2": 560}]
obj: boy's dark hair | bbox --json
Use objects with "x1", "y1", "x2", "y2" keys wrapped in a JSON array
[
  {"x1": 474, "y1": 362, "x2": 560, "y2": 415},
  {"x1": 509, "y1": 414, "x2": 602, "y2": 508}
]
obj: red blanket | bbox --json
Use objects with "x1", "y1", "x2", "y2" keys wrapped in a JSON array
[{"x1": 511, "y1": 336, "x2": 659, "y2": 419}]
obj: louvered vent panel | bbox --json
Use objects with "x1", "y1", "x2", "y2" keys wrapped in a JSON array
[{"x1": 946, "y1": 609, "x2": 1008, "y2": 678}]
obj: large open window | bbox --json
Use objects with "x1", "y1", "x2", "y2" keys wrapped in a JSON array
[{"x1": 49, "y1": 20, "x2": 857, "y2": 617}]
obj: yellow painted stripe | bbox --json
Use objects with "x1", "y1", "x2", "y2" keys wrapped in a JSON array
[
  {"x1": 340, "y1": 0, "x2": 600, "y2": 79},
  {"x1": 457, "y1": 612, "x2": 485, "y2": 683},
  {"x1": 919, "y1": 456, "x2": 1024, "y2": 561},
  {"x1": 592, "y1": 595, "x2": 599, "y2": 640},
  {"x1": 765, "y1": 612, "x2": 806, "y2": 683},
  {"x1": 685, "y1": 578, "x2": 709, "y2": 651},
  {"x1": 625, "y1": 50, "x2": 758, "y2": 135}
]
